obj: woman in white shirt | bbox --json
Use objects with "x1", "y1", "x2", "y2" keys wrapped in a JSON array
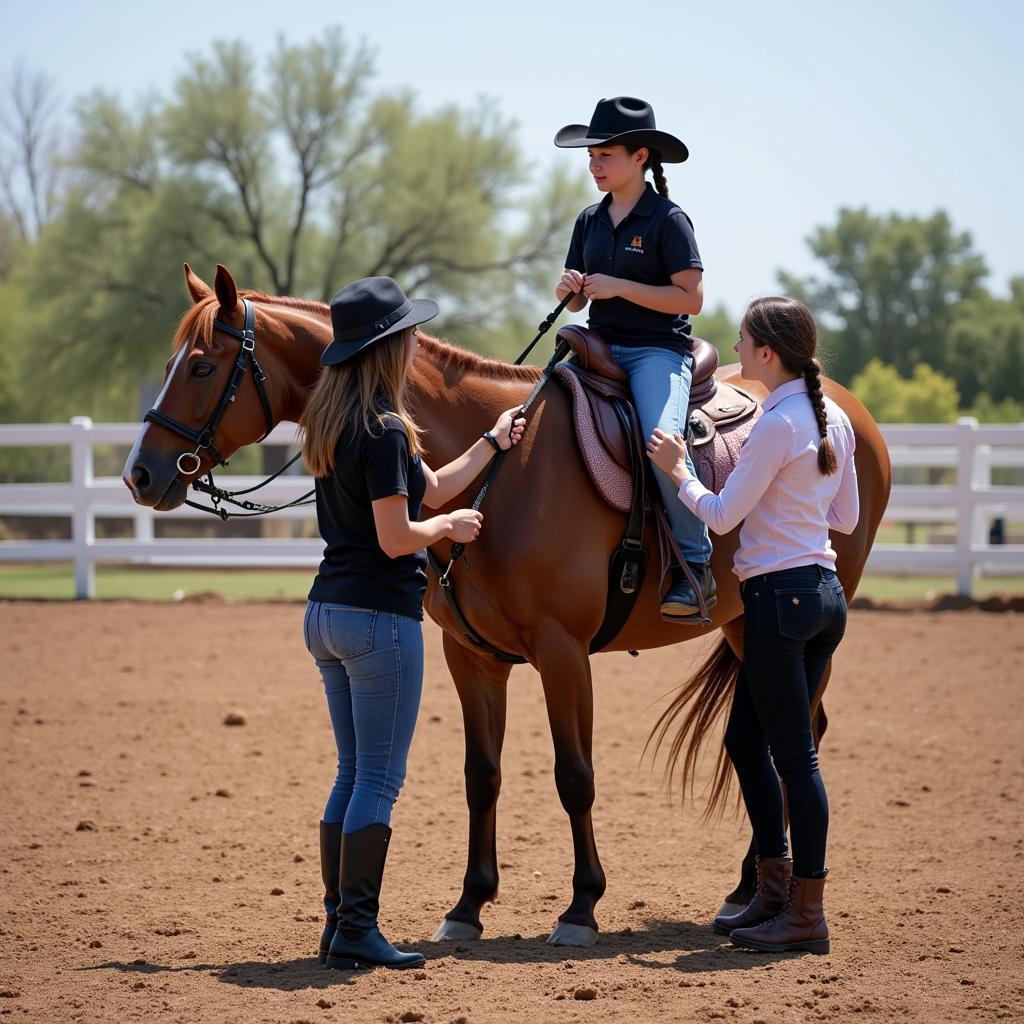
[{"x1": 648, "y1": 295, "x2": 859, "y2": 955}]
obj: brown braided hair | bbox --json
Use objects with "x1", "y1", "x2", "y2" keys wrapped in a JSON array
[
  {"x1": 625, "y1": 144, "x2": 669, "y2": 197},
  {"x1": 742, "y1": 296, "x2": 839, "y2": 475}
]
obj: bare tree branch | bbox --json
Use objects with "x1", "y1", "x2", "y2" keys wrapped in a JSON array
[{"x1": 0, "y1": 63, "x2": 63, "y2": 240}]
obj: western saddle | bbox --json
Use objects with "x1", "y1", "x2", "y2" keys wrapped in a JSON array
[{"x1": 551, "y1": 324, "x2": 759, "y2": 647}]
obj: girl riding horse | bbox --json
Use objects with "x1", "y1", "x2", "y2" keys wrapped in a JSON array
[{"x1": 555, "y1": 96, "x2": 715, "y2": 622}]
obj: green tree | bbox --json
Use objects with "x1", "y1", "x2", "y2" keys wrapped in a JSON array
[
  {"x1": 780, "y1": 208, "x2": 988, "y2": 383},
  {"x1": 6, "y1": 30, "x2": 587, "y2": 422},
  {"x1": 0, "y1": 210, "x2": 20, "y2": 279},
  {"x1": 946, "y1": 276, "x2": 1024, "y2": 406},
  {"x1": 968, "y1": 393, "x2": 1024, "y2": 423},
  {"x1": 850, "y1": 358, "x2": 960, "y2": 423},
  {"x1": 692, "y1": 302, "x2": 739, "y2": 365}
]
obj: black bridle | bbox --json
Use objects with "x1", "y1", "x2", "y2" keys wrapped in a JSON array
[
  {"x1": 144, "y1": 298, "x2": 313, "y2": 521},
  {"x1": 145, "y1": 299, "x2": 273, "y2": 473}
]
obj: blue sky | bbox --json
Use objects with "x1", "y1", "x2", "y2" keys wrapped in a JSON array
[{"x1": 3, "y1": 0, "x2": 1021, "y2": 316}]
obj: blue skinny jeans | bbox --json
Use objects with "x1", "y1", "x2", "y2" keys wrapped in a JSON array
[{"x1": 303, "y1": 601, "x2": 423, "y2": 833}]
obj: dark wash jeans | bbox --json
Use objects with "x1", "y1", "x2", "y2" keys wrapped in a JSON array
[{"x1": 725, "y1": 564, "x2": 847, "y2": 878}]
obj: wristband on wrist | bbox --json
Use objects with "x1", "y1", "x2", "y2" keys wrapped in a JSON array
[{"x1": 482, "y1": 430, "x2": 501, "y2": 452}]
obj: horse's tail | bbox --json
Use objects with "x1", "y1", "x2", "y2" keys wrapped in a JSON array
[{"x1": 644, "y1": 635, "x2": 741, "y2": 819}]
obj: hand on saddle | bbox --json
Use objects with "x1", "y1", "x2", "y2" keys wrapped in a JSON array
[
  {"x1": 556, "y1": 269, "x2": 584, "y2": 301},
  {"x1": 647, "y1": 427, "x2": 691, "y2": 487},
  {"x1": 448, "y1": 509, "x2": 483, "y2": 544},
  {"x1": 491, "y1": 407, "x2": 527, "y2": 451}
]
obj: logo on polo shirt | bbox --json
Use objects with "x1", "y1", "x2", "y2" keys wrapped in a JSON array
[{"x1": 625, "y1": 234, "x2": 644, "y2": 254}]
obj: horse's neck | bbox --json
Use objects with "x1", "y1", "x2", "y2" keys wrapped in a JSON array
[
  {"x1": 263, "y1": 304, "x2": 332, "y2": 422},
  {"x1": 408, "y1": 355, "x2": 525, "y2": 467}
]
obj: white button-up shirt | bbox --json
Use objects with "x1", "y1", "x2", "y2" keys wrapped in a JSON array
[{"x1": 678, "y1": 377, "x2": 859, "y2": 581}]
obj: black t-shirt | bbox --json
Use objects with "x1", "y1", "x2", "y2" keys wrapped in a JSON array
[
  {"x1": 308, "y1": 411, "x2": 428, "y2": 620},
  {"x1": 565, "y1": 182, "x2": 703, "y2": 355}
]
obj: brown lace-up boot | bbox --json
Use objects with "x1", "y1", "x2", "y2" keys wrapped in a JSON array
[
  {"x1": 711, "y1": 856, "x2": 792, "y2": 936},
  {"x1": 729, "y1": 875, "x2": 830, "y2": 954}
]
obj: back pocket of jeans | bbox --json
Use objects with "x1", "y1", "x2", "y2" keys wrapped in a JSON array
[
  {"x1": 324, "y1": 606, "x2": 377, "y2": 659},
  {"x1": 774, "y1": 589, "x2": 825, "y2": 641}
]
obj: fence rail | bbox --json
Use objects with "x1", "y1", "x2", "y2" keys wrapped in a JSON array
[{"x1": 2, "y1": 415, "x2": 1022, "y2": 597}]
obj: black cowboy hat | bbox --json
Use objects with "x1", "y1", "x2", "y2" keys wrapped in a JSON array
[
  {"x1": 321, "y1": 277, "x2": 439, "y2": 367},
  {"x1": 554, "y1": 96, "x2": 688, "y2": 164}
]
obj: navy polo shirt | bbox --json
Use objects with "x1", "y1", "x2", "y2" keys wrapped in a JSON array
[{"x1": 565, "y1": 182, "x2": 703, "y2": 355}]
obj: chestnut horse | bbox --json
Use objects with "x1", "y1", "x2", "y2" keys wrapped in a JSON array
[{"x1": 124, "y1": 265, "x2": 891, "y2": 947}]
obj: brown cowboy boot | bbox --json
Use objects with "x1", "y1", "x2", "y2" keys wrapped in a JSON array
[
  {"x1": 729, "y1": 874, "x2": 830, "y2": 954},
  {"x1": 712, "y1": 856, "x2": 792, "y2": 935}
]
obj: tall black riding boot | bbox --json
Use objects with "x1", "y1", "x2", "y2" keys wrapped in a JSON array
[
  {"x1": 318, "y1": 821, "x2": 343, "y2": 964},
  {"x1": 324, "y1": 823, "x2": 425, "y2": 971}
]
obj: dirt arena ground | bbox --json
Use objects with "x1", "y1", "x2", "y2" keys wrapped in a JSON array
[{"x1": 2, "y1": 601, "x2": 1022, "y2": 1024}]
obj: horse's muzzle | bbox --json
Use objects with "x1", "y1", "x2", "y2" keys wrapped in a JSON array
[{"x1": 122, "y1": 453, "x2": 187, "y2": 510}]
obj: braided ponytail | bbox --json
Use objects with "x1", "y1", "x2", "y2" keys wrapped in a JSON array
[
  {"x1": 625, "y1": 144, "x2": 669, "y2": 197},
  {"x1": 648, "y1": 154, "x2": 669, "y2": 197},
  {"x1": 803, "y1": 358, "x2": 838, "y2": 475}
]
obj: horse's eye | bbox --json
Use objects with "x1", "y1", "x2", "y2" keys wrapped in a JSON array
[{"x1": 192, "y1": 363, "x2": 214, "y2": 378}]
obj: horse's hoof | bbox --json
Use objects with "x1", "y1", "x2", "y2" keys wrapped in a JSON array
[
  {"x1": 432, "y1": 918, "x2": 483, "y2": 941},
  {"x1": 546, "y1": 922, "x2": 598, "y2": 947},
  {"x1": 716, "y1": 899, "x2": 749, "y2": 919}
]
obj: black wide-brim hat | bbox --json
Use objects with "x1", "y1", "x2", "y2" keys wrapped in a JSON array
[
  {"x1": 554, "y1": 96, "x2": 688, "y2": 163},
  {"x1": 321, "y1": 276, "x2": 439, "y2": 367}
]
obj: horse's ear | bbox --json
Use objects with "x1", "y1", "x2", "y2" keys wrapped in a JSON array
[
  {"x1": 214, "y1": 264, "x2": 238, "y2": 314},
  {"x1": 184, "y1": 262, "x2": 212, "y2": 304}
]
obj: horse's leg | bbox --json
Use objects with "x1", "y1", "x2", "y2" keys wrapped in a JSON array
[
  {"x1": 434, "y1": 631, "x2": 512, "y2": 941},
  {"x1": 533, "y1": 628, "x2": 606, "y2": 948}
]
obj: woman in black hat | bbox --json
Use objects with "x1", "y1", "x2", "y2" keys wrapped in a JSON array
[
  {"x1": 554, "y1": 96, "x2": 714, "y2": 621},
  {"x1": 299, "y1": 277, "x2": 525, "y2": 971}
]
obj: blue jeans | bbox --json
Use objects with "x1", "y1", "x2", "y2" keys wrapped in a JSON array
[
  {"x1": 303, "y1": 601, "x2": 423, "y2": 833},
  {"x1": 607, "y1": 343, "x2": 712, "y2": 564},
  {"x1": 726, "y1": 565, "x2": 847, "y2": 877}
]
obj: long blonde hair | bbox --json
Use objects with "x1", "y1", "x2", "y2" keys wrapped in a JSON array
[{"x1": 299, "y1": 329, "x2": 422, "y2": 477}]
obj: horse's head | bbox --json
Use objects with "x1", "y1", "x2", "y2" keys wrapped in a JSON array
[{"x1": 123, "y1": 264, "x2": 322, "y2": 510}]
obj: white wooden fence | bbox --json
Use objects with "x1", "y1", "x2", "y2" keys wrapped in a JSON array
[{"x1": 1, "y1": 416, "x2": 1022, "y2": 598}]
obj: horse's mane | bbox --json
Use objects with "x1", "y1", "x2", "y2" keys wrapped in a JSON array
[
  {"x1": 173, "y1": 292, "x2": 543, "y2": 383},
  {"x1": 415, "y1": 334, "x2": 542, "y2": 383},
  {"x1": 172, "y1": 291, "x2": 331, "y2": 352}
]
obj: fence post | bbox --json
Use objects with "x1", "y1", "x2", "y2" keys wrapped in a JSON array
[
  {"x1": 135, "y1": 508, "x2": 154, "y2": 544},
  {"x1": 70, "y1": 416, "x2": 95, "y2": 599},
  {"x1": 955, "y1": 416, "x2": 979, "y2": 596}
]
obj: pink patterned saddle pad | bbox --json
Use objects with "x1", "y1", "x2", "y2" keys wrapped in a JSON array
[{"x1": 552, "y1": 365, "x2": 761, "y2": 513}]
